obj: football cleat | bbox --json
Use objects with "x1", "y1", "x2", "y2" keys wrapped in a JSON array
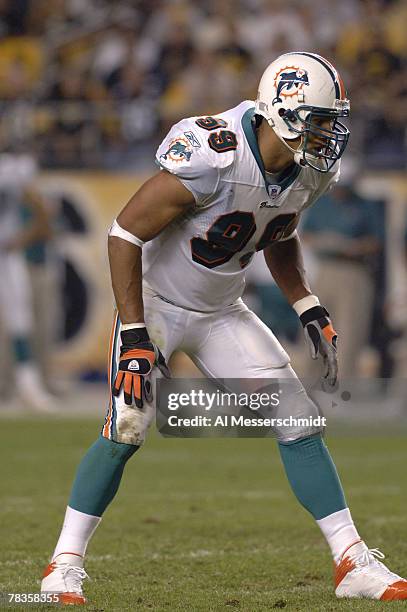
[
  {"x1": 17, "y1": 365, "x2": 56, "y2": 412},
  {"x1": 335, "y1": 540, "x2": 407, "y2": 600},
  {"x1": 41, "y1": 553, "x2": 88, "y2": 605}
]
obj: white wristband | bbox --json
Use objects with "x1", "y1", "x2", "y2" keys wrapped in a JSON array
[
  {"x1": 108, "y1": 219, "x2": 145, "y2": 248},
  {"x1": 121, "y1": 322, "x2": 146, "y2": 330},
  {"x1": 292, "y1": 294, "x2": 320, "y2": 316},
  {"x1": 278, "y1": 229, "x2": 298, "y2": 242}
]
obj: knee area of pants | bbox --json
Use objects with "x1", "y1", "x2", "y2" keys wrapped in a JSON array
[{"x1": 112, "y1": 402, "x2": 154, "y2": 445}]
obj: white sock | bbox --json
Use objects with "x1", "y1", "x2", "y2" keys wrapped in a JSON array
[
  {"x1": 316, "y1": 508, "x2": 361, "y2": 563},
  {"x1": 52, "y1": 506, "x2": 101, "y2": 561}
]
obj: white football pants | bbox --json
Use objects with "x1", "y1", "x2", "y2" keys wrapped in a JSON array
[
  {"x1": 102, "y1": 285, "x2": 321, "y2": 445},
  {"x1": 0, "y1": 251, "x2": 33, "y2": 335}
]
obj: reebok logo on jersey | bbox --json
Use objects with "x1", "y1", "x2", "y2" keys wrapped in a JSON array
[
  {"x1": 128, "y1": 360, "x2": 140, "y2": 371},
  {"x1": 184, "y1": 131, "x2": 201, "y2": 148}
]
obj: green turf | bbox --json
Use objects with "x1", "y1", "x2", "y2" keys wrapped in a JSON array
[{"x1": 1, "y1": 417, "x2": 406, "y2": 611}]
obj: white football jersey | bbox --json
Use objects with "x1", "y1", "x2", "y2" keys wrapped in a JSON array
[{"x1": 143, "y1": 101, "x2": 339, "y2": 311}]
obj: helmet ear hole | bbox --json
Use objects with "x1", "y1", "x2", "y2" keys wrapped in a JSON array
[{"x1": 282, "y1": 109, "x2": 297, "y2": 122}]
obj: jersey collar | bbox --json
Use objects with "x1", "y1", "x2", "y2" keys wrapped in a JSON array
[{"x1": 241, "y1": 107, "x2": 301, "y2": 196}]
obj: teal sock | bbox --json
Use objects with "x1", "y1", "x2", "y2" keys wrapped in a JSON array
[
  {"x1": 278, "y1": 434, "x2": 346, "y2": 520},
  {"x1": 69, "y1": 436, "x2": 139, "y2": 516},
  {"x1": 12, "y1": 337, "x2": 32, "y2": 362}
]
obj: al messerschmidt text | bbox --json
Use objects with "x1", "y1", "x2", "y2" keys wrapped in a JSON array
[{"x1": 167, "y1": 415, "x2": 327, "y2": 427}]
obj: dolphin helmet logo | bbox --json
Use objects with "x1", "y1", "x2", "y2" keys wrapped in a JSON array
[
  {"x1": 272, "y1": 66, "x2": 309, "y2": 105},
  {"x1": 160, "y1": 137, "x2": 192, "y2": 162}
]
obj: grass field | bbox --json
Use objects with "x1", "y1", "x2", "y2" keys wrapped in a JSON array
[{"x1": 1, "y1": 416, "x2": 407, "y2": 611}]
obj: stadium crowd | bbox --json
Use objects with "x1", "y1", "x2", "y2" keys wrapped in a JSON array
[{"x1": 0, "y1": 0, "x2": 406, "y2": 170}]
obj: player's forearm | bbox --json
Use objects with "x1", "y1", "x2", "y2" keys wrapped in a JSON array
[
  {"x1": 264, "y1": 235, "x2": 312, "y2": 305},
  {"x1": 108, "y1": 236, "x2": 144, "y2": 324}
]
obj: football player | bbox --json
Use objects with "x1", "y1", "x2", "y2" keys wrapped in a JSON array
[
  {"x1": 0, "y1": 150, "x2": 54, "y2": 411},
  {"x1": 41, "y1": 52, "x2": 407, "y2": 603}
]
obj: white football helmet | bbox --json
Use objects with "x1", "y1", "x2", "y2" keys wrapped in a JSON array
[{"x1": 255, "y1": 52, "x2": 350, "y2": 172}]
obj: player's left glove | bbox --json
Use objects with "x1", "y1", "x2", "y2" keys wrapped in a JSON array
[
  {"x1": 112, "y1": 327, "x2": 170, "y2": 407},
  {"x1": 300, "y1": 305, "x2": 338, "y2": 386}
]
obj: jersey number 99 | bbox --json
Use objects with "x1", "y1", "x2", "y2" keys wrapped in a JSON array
[
  {"x1": 191, "y1": 211, "x2": 296, "y2": 269},
  {"x1": 195, "y1": 116, "x2": 238, "y2": 153}
]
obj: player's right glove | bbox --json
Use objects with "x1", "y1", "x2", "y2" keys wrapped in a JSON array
[
  {"x1": 300, "y1": 305, "x2": 338, "y2": 387},
  {"x1": 112, "y1": 327, "x2": 170, "y2": 408}
]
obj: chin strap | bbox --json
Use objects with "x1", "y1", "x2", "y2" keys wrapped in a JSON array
[
  {"x1": 294, "y1": 149, "x2": 307, "y2": 167},
  {"x1": 294, "y1": 148, "x2": 329, "y2": 171}
]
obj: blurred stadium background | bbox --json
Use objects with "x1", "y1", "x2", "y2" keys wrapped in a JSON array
[{"x1": 0, "y1": 0, "x2": 406, "y2": 404}]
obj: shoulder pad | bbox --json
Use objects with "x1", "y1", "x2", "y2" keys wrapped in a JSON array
[
  {"x1": 156, "y1": 119, "x2": 220, "y2": 205},
  {"x1": 156, "y1": 118, "x2": 215, "y2": 173}
]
